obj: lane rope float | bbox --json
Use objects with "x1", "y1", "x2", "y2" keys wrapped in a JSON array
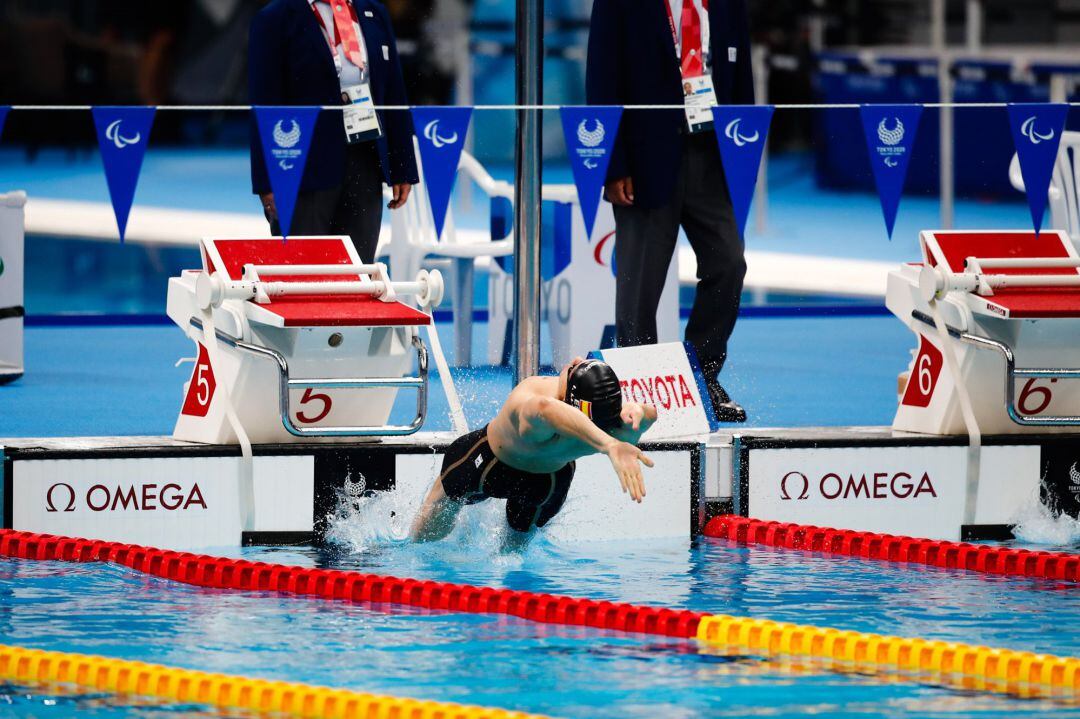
[
  {"x1": 0, "y1": 643, "x2": 547, "y2": 719},
  {"x1": 702, "y1": 515, "x2": 1080, "y2": 583},
  {"x1": 696, "y1": 615, "x2": 1080, "y2": 698},
  {"x1": 2, "y1": 529, "x2": 1078, "y2": 697}
]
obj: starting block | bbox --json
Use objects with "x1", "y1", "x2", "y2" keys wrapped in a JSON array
[
  {"x1": 166, "y1": 236, "x2": 446, "y2": 444},
  {"x1": 888, "y1": 230, "x2": 1080, "y2": 434}
]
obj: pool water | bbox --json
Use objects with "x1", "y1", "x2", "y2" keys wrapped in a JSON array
[{"x1": 3, "y1": 500, "x2": 1079, "y2": 719}]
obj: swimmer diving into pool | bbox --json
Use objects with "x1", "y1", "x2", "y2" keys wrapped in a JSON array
[{"x1": 410, "y1": 358, "x2": 657, "y2": 547}]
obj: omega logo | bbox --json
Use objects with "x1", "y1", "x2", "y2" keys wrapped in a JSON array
[
  {"x1": 780, "y1": 471, "x2": 810, "y2": 500},
  {"x1": 44, "y1": 483, "x2": 208, "y2": 513},
  {"x1": 45, "y1": 483, "x2": 76, "y2": 512},
  {"x1": 779, "y1": 471, "x2": 938, "y2": 501}
]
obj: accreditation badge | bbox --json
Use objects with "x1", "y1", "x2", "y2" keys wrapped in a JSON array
[
  {"x1": 682, "y1": 75, "x2": 717, "y2": 134},
  {"x1": 342, "y1": 81, "x2": 382, "y2": 144}
]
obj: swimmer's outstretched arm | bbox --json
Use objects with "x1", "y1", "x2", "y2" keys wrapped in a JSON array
[
  {"x1": 410, "y1": 477, "x2": 462, "y2": 542},
  {"x1": 523, "y1": 397, "x2": 654, "y2": 502}
]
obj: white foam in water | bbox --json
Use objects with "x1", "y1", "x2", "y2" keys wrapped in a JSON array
[
  {"x1": 323, "y1": 473, "x2": 415, "y2": 551},
  {"x1": 323, "y1": 470, "x2": 525, "y2": 562},
  {"x1": 1010, "y1": 484, "x2": 1080, "y2": 547}
]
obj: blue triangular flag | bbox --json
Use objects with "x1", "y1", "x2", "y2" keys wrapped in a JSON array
[
  {"x1": 254, "y1": 106, "x2": 320, "y2": 238},
  {"x1": 560, "y1": 106, "x2": 623, "y2": 240},
  {"x1": 1007, "y1": 103, "x2": 1070, "y2": 234},
  {"x1": 711, "y1": 105, "x2": 774, "y2": 239},
  {"x1": 859, "y1": 104, "x2": 923, "y2": 239},
  {"x1": 411, "y1": 106, "x2": 472, "y2": 241},
  {"x1": 0, "y1": 106, "x2": 9, "y2": 140},
  {"x1": 91, "y1": 106, "x2": 156, "y2": 242}
]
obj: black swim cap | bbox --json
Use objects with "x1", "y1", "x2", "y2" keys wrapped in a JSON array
[{"x1": 564, "y1": 360, "x2": 623, "y2": 430}]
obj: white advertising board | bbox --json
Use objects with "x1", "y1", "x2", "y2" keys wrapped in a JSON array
[
  {"x1": 593, "y1": 342, "x2": 718, "y2": 441},
  {"x1": 392, "y1": 449, "x2": 691, "y2": 542},
  {"x1": 548, "y1": 450, "x2": 690, "y2": 541},
  {"x1": 0, "y1": 191, "x2": 26, "y2": 381},
  {"x1": 12, "y1": 456, "x2": 314, "y2": 550},
  {"x1": 487, "y1": 201, "x2": 680, "y2": 368},
  {"x1": 746, "y1": 445, "x2": 1040, "y2": 540}
]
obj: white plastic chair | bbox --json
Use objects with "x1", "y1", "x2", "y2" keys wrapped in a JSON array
[
  {"x1": 1009, "y1": 130, "x2": 1080, "y2": 246},
  {"x1": 380, "y1": 138, "x2": 581, "y2": 366},
  {"x1": 379, "y1": 138, "x2": 514, "y2": 366}
]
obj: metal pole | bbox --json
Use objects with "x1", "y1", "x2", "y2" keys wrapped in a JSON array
[
  {"x1": 753, "y1": 46, "x2": 769, "y2": 237},
  {"x1": 931, "y1": 0, "x2": 946, "y2": 49},
  {"x1": 513, "y1": 0, "x2": 543, "y2": 383},
  {"x1": 808, "y1": 0, "x2": 826, "y2": 53},
  {"x1": 939, "y1": 60, "x2": 955, "y2": 230},
  {"x1": 456, "y1": 29, "x2": 475, "y2": 212},
  {"x1": 966, "y1": 0, "x2": 983, "y2": 52},
  {"x1": 932, "y1": 0, "x2": 954, "y2": 229}
]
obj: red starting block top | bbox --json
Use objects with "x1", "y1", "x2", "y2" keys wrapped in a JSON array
[
  {"x1": 202, "y1": 237, "x2": 430, "y2": 327},
  {"x1": 924, "y1": 230, "x2": 1080, "y2": 318}
]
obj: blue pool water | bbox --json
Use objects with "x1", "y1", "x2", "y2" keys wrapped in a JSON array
[{"x1": 3, "y1": 521, "x2": 1080, "y2": 719}]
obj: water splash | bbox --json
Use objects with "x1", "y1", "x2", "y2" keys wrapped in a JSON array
[
  {"x1": 323, "y1": 473, "x2": 414, "y2": 552},
  {"x1": 1010, "y1": 485, "x2": 1080, "y2": 547},
  {"x1": 322, "y1": 470, "x2": 530, "y2": 567}
]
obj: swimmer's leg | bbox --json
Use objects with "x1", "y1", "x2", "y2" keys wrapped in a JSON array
[
  {"x1": 498, "y1": 463, "x2": 576, "y2": 552},
  {"x1": 410, "y1": 477, "x2": 464, "y2": 542},
  {"x1": 411, "y1": 427, "x2": 490, "y2": 542}
]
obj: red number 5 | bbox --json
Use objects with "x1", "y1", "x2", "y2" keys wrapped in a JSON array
[{"x1": 296, "y1": 388, "x2": 332, "y2": 423}]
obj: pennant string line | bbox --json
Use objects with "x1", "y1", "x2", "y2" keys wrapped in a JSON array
[{"x1": 8, "y1": 102, "x2": 1080, "y2": 112}]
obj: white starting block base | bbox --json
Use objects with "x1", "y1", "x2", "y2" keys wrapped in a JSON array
[
  {"x1": 703, "y1": 427, "x2": 1080, "y2": 542},
  {"x1": 5, "y1": 427, "x2": 1078, "y2": 549}
]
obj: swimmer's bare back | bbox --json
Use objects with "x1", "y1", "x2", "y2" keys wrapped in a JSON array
[
  {"x1": 410, "y1": 370, "x2": 657, "y2": 543},
  {"x1": 485, "y1": 374, "x2": 657, "y2": 500}
]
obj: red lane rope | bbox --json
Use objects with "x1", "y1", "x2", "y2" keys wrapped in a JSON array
[
  {"x1": 0, "y1": 530, "x2": 704, "y2": 637},
  {"x1": 702, "y1": 515, "x2": 1080, "y2": 583}
]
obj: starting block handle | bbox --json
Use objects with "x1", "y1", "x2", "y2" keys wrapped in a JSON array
[
  {"x1": 243, "y1": 263, "x2": 382, "y2": 278},
  {"x1": 196, "y1": 268, "x2": 444, "y2": 308},
  {"x1": 910, "y1": 309, "x2": 1080, "y2": 427},
  {"x1": 189, "y1": 318, "x2": 430, "y2": 437},
  {"x1": 965, "y1": 256, "x2": 1080, "y2": 270},
  {"x1": 920, "y1": 264, "x2": 1080, "y2": 300}
]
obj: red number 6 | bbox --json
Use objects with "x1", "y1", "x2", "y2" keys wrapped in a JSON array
[{"x1": 1017, "y1": 379, "x2": 1053, "y2": 416}]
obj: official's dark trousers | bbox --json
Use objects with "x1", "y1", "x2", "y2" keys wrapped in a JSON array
[
  {"x1": 612, "y1": 132, "x2": 746, "y2": 377},
  {"x1": 268, "y1": 142, "x2": 384, "y2": 262}
]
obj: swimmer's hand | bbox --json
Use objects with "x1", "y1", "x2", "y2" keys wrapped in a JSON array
[
  {"x1": 604, "y1": 440, "x2": 653, "y2": 503},
  {"x1": 620, "y1": 404, "x2": 656, "y2": 431}
]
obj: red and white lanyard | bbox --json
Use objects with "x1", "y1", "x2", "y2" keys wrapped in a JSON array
[
  {"x1": 310, "y1": 1, "x2": 366, "y2": 71},
  {"x1": 664, "y1": 0, "x2": 710, "y2": 78}
]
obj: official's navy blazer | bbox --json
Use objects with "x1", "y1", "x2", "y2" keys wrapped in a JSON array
[
  {"x1": 586, "y1": 0, "x2": 754, "y2": 209},
  {"x1": 249, "y1": 0, "x2": 419, "y2": 195}
]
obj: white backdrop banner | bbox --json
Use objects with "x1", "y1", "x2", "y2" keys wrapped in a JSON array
[
  {"x1": 489, "y1": 200, "x2": 680, "y2": 368},
  {"x1": 0, "y1": 191, "x2": 26, "y2": 381}
]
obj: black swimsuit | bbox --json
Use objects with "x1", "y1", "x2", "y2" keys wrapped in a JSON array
[{"x1": 438, "y1": 425, "x2": 576, "y2": 533}]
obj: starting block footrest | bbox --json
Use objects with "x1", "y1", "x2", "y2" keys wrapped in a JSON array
[
  {"x1": 911, "y1": 309, "x2": 1080, "y2": 427},
  {"x1": 190, "y1": 317, "x2": 429, "y2": 437}
]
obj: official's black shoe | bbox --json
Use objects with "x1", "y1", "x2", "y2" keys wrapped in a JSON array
[{"x1": 707, "y1": 381, "x2": 747, "y2": 423}]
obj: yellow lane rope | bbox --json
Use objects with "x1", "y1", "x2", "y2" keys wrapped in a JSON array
[
  {"x1": 0, "y1": 644, "x2": 547, "y2": 719},
  {"x1": 697, "y1": 615, "x2": 1080, "y2": 698}
]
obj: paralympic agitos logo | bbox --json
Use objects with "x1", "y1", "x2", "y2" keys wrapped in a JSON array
[
  {"x1": 779, "y1": 470, "x2": 937, "y2": 501},
  {"x1": 45, "y1": 482, "x2": 207, "y2": 513}
]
